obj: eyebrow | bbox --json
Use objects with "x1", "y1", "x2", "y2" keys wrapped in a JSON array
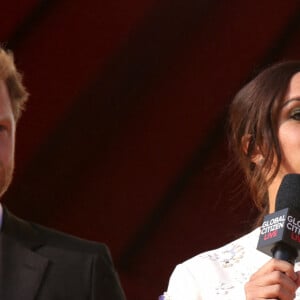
[{"x1": 281, "y1": 97, "x2": 300, "y2": 108}]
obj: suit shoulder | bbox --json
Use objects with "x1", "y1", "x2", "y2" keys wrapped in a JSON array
[
  {"x1": 3, "y1": 208, "x2": 109, "y2": 256},
  {"x1": 31, "y1": 221, "x2": 109, "y2": 254}
]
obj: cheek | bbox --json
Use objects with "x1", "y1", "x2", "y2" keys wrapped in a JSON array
[
  {"x1": 278, "y1": 125, "x2": 300, "y2": 172},
  {"x1": 0, "y1": 134, "x2": 15, "y2": 165}
]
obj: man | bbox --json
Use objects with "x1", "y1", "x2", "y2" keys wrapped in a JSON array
[{"x1": 0, "y1": 47, "x2": 126, "y2": 300}]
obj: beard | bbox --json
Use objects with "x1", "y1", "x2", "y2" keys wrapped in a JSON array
[{"x1": 0, "y1": 160, "x2": 13, "y2": 199}]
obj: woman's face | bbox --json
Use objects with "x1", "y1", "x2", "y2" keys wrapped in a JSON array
[
  {"x1": 268, "y1": 72, "x2": 300, "y2": 211},
  {"x1": 278, "y1": 72, "x2": 300, "y2": 175}
]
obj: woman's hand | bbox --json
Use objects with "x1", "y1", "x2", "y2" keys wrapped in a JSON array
[{"x1": 244, "y1": 258, "x2": 300, "y2": 299}]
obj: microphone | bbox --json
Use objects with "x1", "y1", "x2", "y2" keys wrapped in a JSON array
[{"x1": 257, "y1": 174, "x2": 300, "y2": 265}]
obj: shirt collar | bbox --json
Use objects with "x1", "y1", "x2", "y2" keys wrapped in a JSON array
[{"x1": 0, "y1": 203, "x2": 3, "y2": 230}]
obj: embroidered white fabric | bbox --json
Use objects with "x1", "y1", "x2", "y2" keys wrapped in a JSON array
[{"x1": 164, "y1": 228, "x2": 300, "y2": 300}]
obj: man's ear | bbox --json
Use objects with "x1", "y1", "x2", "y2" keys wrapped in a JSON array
[{"x1": 242, "y1": 134, "x2": 264, "y2": 165}]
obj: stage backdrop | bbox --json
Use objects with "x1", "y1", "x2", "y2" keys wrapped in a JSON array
[{"x1": 1, "y1": 1, "x2": 300, "y2": 299}]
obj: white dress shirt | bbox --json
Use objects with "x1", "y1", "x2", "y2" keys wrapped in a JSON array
[{"x1": 0, "y1": 203, "x2": 3, "y2": 230}]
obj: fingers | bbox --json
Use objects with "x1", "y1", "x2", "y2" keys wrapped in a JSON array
[
  {"x1": 246, "y1": 272, "x2": 297, "y2": 299},
  {"x1": 296, "y1": 271, "x2": 300, "y2": 286},
  {"x1": 245, "y1": 259, "x2": 299, "y2": 300},
  {"x1": 250, "y1": 259, "x2": 297, "y2": 281}
]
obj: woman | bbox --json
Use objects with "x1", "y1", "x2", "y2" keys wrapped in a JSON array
[{"x1": 163, "y1": 61, "x2": 300, "y2": 299}]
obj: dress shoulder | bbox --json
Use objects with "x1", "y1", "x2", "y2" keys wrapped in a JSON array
[{"x1": 166, "y1": 228, "x2": 268, "y2": 300}]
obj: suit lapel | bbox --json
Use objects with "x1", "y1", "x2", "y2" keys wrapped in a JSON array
[{"x1": 0, "y1": 208, "x2": 49, "y2": 300}]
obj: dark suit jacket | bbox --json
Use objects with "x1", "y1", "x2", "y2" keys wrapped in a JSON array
[{"x1": 0, "y1": 208, "x2": 126, "y2": 300}]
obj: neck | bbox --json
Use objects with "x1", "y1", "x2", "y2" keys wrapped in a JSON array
[{"x1": 268, "y1": 175, "x2": 283, "y2": 213}]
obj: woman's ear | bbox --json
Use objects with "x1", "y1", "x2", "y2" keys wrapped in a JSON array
[
  {"x1": 252, "y1": 154, "x2": 265, "y2": 166},
  {"x1": 242, "y1": 134, "x2": 264, "y2": 165}
]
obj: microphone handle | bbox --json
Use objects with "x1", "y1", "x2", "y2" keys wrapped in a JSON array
[{"x1": 271, "y1": 242, "x2": 297, "y2": 265}]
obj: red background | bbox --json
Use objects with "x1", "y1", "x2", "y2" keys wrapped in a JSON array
[{"x1": 1, "y1": 1, "x2": 300, "y2": 299}]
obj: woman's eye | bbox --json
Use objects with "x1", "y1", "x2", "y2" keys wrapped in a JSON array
[{"x1": 290, "y1": 109, "x2": 300, "y2": 120}]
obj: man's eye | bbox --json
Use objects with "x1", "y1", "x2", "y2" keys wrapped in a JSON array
[
  {"x1": 290, "y1": 109, "x2": 300, "y2": 120},
  {"x1": 0, "y1": 125, "x2": 8, "y2": 134}
]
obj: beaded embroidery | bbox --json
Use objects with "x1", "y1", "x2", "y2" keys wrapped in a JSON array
[{"x1": 204, "y1": 243, "x2": 245, "y2": 268}]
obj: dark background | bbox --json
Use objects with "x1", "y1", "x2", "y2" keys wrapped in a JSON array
[{"x1": 1, "y1": 1, "x2": 300, "y2": 299}]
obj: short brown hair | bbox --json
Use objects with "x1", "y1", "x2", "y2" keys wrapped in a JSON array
[
  {"x1": 229, "y1": 61, "x2": 300, "y2": 222},
  {"x1": 0, "y1": 47, "x2": 29, "y2": 121}
]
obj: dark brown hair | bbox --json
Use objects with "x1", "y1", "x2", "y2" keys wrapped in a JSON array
[
  {"x1": 229, "y1": 61, "x2": 300, "y2": 223},
  {"x1": 0, "y1": 47, "x2": 28, "y2": 121}
]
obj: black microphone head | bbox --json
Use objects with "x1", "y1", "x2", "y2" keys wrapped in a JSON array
[
  {"x1": 275, "y1": 174, "x2": 300, "y2": 211},
  {"x1": 257, "y1": 173, "x2": 300, "y2": 263}
]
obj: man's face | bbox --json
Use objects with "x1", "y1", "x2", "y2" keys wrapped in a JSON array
[{"x1": 0, "y1": 80, "x2": 15, "y2": 198}]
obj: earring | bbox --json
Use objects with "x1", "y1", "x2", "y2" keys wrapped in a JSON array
[{"x1": 258, "y1": 158, "x2": 265, "y2": 166}]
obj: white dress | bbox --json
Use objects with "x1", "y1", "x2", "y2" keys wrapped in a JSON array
[{"x1": 163, "y1": 228, "x2": 300, "y2": 300}]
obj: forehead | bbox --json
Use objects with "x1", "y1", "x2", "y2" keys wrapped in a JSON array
[{"x1": 284, "y1": 72, "x2": 300, "y2": 101}]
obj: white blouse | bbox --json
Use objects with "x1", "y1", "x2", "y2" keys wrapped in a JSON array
[{"x1": 163, "y1": 228, "x2": 300, "y2": 300}]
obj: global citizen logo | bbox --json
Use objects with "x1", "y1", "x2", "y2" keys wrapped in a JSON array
[
  {"x1": 261, "y1": 215, "x2": 285, "y2": 240},
  {"x1": 287, "y1": 215, "x2": 300, "y2": 242},
  {"x1": 260, "y1": 214, "x2": 300, "y2": 242}
]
